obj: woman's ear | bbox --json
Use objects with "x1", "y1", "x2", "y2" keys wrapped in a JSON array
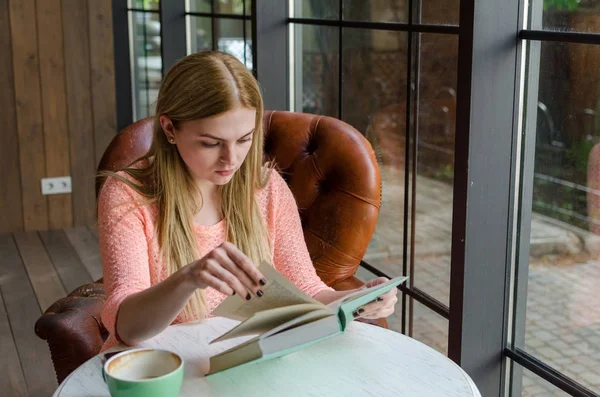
[{"x1": 159, "y1": 114, "x2": 176, "y2": 142}]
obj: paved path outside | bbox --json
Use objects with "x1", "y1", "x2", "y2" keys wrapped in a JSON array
[{"x1": 361, "y1": 166, "x2": 600, "y2": 396}]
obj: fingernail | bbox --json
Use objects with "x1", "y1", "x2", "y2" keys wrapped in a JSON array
[
  {"x1": 376, "y1": 297, "x2": 383, "y2": 302},
  {"x1": 257, "y1": 290, "x2": 264, "y2": 297},
  {"x1": 232, "y1": 291, "x2": 236, "y2": 296},
  {"x1": 246, "y1": 294, "x2": 251, "y2": 300},
  {"x1": 259, "y1": 278, "x2": 266, "y2": 286},
  {"x1": 357, "y1": 308, "x2": 365, "y2": 314}
]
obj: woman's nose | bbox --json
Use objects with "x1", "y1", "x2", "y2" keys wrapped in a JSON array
[{"x1": 220, "y1": 145, "x2": 236, "y2": 165}]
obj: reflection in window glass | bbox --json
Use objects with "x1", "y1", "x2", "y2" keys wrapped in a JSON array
[
  {"x1": 412, "y1": 300, "x2": 448, "y2": 355},
  {"x1": 129, "y1": 10, "x2": 162, "y2": 120},
  {"x1": 130, "y1": 0, "x2": 159, "y2": 10},
  {"x1": 216, "y1": 19, "x2": 252, "y2": 69},
  {"x1": 187, "y1": 16, "x2": 212, "y2": 54},
  {"x1": 530, "y1": 0, "x2": 600, "y2": 33},
  {"x1": 291, "y1": 0, "x2": 339, "y2": 19},
  {"x1": 421, "y1": 0, "x2": 459, "y2": 25},
  {"x1": 413, "y1": 33, "x2": 458, "y2": 304},
  {"x1": 187, "y1": 0, "x2": 211, "y2": 13},
  {"x1": 187, "y1": 17, "x2": 253, "y2": 70},
  {"x1": 343, "y1": 0, "x2": 408, "y2": 23},
  {"x1": 520, "y1": 40, "x2": 600, "y2": 394},
  {"x1": 518, "y1": 365, "x2": 572, "y2": 397},
  {"x1": 215, "y1": 0, "x2": 249, "y2": 15},
  {"x1": 291, "y1": 23, "x2": 339, "y2": 117},
  {"x1": 342, "y1": 27, "x2": 407, "y2": 285}
]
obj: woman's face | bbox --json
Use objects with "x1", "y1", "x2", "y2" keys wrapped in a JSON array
[{"x1": 160, "y1": 107, "x2": 257, "y2": 187}]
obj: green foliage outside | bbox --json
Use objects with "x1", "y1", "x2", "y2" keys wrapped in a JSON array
[
  {"x1": 544, "y1": 0, "x2": 581, "y2": 11},
  {"x1": 136, "y1": 0, "x2": 160, "y2": 8}
]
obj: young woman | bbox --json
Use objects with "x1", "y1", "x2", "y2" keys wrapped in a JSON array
[{"x1": 98, "y1": 51, "x2": 397, "y2": 351}]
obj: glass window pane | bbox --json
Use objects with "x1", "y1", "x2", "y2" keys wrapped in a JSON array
[
  {"x1": 355, "y1": 267, "x2": 449, "y2": 355},
  {"x1": 187, "y1": 0, "x2": 211, "y2": 13},
  {"x1": 215, "y1": 0, "x2": 248, "y2": 15},
  {"x1": 343, "y1": 0, "x2": 408, "y2": 23},
  {"x1": 413, "y1": 33, "x2": 458, "y2": 304},
  {"x1": 529, "y1": 0, "x2": 600, "y2": 33},
  {"x1": 292, "y1": 24, "x2": 339, "y2": 117},
  {"x1": 129, "y1": 11, "x2": 162, "y2": 120},
  {"x1": 516, "y1": 365, "x2": 572, "y2": 396},
  {"x1": 187, "y1": 16, "x2": 212, "y2": 54},
  {"x1": 420, "y1": 0, "x2": 459, "y2": 26},
  {"x1": 519, "y1": 40, "x2": 600, "y2": 394},
  {"x1": 291, "y1": 0, "x2": 339, "y2": 20},
  {"x1": 341, "y1": 27, "x2": 407, "y2": 282},
  {"x1": 216, "y1": 18, "x2": 252, "y2": 70},
  {"x1": 130, "y1": 0, "x2": 159, "y2": 10},
  {"x1": 412, "y1": 300, "x2": 448, "y2": 355}
]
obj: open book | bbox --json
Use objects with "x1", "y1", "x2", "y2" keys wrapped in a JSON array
[{"x1": 207, "y1": 262, "x2": 407, "y2": 375}]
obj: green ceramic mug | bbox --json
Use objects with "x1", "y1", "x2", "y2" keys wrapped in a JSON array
[{"x1": 102, "y1": 348, "x2": 184, "y2": 397}]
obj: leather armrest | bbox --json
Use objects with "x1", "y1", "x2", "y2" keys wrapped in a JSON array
[
  {"x1": 34, "y1": 283, "x2": 107, "y2": 383},
  {"x1": 331, "y1": 276, "x2": 389, "y2": 329}
]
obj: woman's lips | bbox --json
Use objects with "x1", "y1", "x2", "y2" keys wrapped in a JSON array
[{"x1": 216, "y1": 169, "x2": 234, "y2": 176}]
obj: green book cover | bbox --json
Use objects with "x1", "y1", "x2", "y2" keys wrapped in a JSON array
[{"x1": 206, "y1": 263, "x2": 407, "y2": 375}]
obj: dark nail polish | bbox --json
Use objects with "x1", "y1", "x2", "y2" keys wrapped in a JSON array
[
  {"x1": 232, "y1": 291, "x2": 236, "y2": 296},
  {"x1": 257, "y1": 290, "x2": 264, "y2": 297},
  {"x1": 246, "y1": 294, "x2": 251, "y2": 301},
  {"x1": 259, "y1": 278, "x2": 266, "y2": 286},
  {"x1": 357, "y1": 308, "x2": 365, "y2": 314},
  {"x1": 376, "y1": 297, "x2": 383, "y2": 302}
]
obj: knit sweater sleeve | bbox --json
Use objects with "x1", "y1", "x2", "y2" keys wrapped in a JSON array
[
  {"x1": 98, "y1": 175, "x2": 152, "y2": 341},
  {"x1": 270, "y1": 172, "x2": 334, "y2": 297}
]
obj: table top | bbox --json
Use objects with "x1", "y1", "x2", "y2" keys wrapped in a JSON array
[{"x1": 54, "y1": 317, "x2": 480, "y2": 397}]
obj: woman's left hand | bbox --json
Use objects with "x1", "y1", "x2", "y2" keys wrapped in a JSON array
[{"x1": 354, "y1": 277, "x2": 398, "y2": 320}]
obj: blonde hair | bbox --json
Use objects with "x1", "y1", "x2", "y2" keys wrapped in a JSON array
[{"x1": 100, "y1": 51, "x2": 272, "y2": 319}]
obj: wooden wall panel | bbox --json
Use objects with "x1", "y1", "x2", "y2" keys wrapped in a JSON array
[
  {"x1": 9, "y1": 0, "x2": 48, "y2": 231},
  {"x1": 0, "y1": 0, "x2": 118, "y2": 232},
  {"x1": 36, "y1": 0, "x2": 73, "y2": 229},
  {"x1": 0, "y1": 0, "x2": 23, "y2": 233},
  {"x1": 63, "y1": 0, "x2": 99, "y2": 226},
  {"x1": 89, "y1": 0, "x2": 118, "y2": 167}
]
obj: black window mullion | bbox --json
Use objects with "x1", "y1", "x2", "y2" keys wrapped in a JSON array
[
  {"x1": 520, "y1": 29, "x2": 600, "y2": 45},
  {"x1": 402, "y1": 0, "x2": 414, "y2": 337},
  {"x1": 287, "y1": 18, "x2": 459, "y2": 35}
]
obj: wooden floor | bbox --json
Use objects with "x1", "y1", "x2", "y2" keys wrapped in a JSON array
[{"x1": 1, "y1": 226, "x2": 103, "y2": 397}]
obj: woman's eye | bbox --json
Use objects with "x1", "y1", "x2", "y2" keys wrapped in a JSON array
[
  {"x1": 238, "y1": 137, "x2": 252, "y2": 144},
  {"x1": 201, "y1": 142, "x2": 220, "y2": 148}
]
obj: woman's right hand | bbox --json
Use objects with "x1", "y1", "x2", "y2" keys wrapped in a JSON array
[{"x1": 182, "y1": 242, "x2": 266, "y2": 300}]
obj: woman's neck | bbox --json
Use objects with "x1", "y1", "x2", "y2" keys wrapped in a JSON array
[{"x1": 193, "y1": 180, "x2": 222, "y2": 226}]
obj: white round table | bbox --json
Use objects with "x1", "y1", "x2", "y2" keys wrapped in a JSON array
[{"x1": 54, "y1": 317, "x2": 481, "y2": 397}]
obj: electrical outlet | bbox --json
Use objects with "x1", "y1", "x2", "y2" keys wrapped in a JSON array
[{"x1": 41, "y1": 176, "x2": 72, "y2": 195}]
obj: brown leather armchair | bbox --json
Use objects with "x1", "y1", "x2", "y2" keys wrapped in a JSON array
[{"x1": 35, "y1": 110, "x2": 383, "y2": 383}]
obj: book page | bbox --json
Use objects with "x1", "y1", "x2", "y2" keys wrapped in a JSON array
[
  {"x1": 209, "y1": 303, "x2": 328, "y2": 344},
  {"x1": 212, "y1": 261, "x2": 324, "y2": 321}
]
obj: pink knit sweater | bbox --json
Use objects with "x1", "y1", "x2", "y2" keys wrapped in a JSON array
[{"x1": 98, "y1": 170, "x2": 332, "y2": 350}]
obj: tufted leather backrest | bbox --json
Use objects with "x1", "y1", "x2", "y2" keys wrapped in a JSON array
[
  {"x1": 263, "y1": 111, "x2": 381, "y2": 286},
  {"x1": 96, "y1": 111, "x2": 381, "y2": 287}
]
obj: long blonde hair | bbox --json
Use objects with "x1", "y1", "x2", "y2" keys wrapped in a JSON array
[{"x1": 100, "y1": 51, "x2": 272, "y2": 319}]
